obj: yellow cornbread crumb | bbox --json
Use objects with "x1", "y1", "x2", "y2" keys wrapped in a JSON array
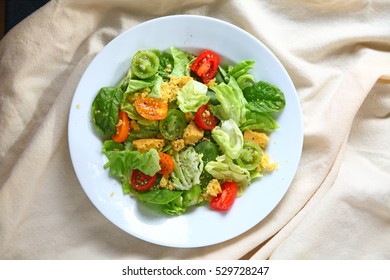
[
  {"x1": 183, "y1": 121, "x2": 204, "y2": 145},
  {"x1": 206, "y1": 78, "x2": 217, "y2": 87},
  {"x1": 158, "y1": 175, "x2": 175, "y2": 190},
  {"x1": 259, "y1": 153, "x2": 278, "y2": 172},
  {"x1": 132, "y1": 138, "x2": 165, "y2": 152},
  {"x1": 161, "y1": 76, "x2": 193, "y2": 102},
  {"x1": 128, "y1": 88, "x2": 150, "y2": 102},
  {"x1": 206, "y1": 179, "x2": 222, "y2": 197},
  {"x1": 184, "y1": 112, "x2": 194, "y2": 122},
  {"x1": 172, "y1": 139, "x2": 185, "y2": 152},
  {"x1": 243, "y1": 130, "x2": 269, "y2": 149}
]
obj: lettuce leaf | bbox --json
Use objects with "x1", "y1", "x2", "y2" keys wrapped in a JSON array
[
  {"x1": 102, "y1": 145, "x2": 160, "y2": 177},
  {"x1": 240, "y1": 110, "x2": 279, "y2": 132},
  {"x1": 148, "y1": 75, "x2": 163, "y2": 98},
  {"x1": 205, "y1": 154, "x2": 251, "y2": 194},
  {"x1": 170, "y1": 147, "x2": 204, "y2": 190},
  {"x1": 177, "y1": 79, "x2": 209, "y2": 112},
  {"x1": 125, "y1": 78, "x2": 155, "y2": 94},
  {"x1": 170, "y1": 46, "x2": 193, "y2": 77},
  {"x1": 211, "y1": 119, "x2": 243, "y2": 160},
  {"x1": 227, "y1": 60, "x2": 255, "y2": 80},
  {"x1": 210, "y1": 77, "x2": 247, "y2": 126}
]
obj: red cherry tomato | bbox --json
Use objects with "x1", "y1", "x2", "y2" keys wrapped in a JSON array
[
  {"x1": 190, "y1": 50, "x2": 220, "y2": 84},
  {"x1": 194, "y1": 103, "x2": 219, "y2": 130},
  {"x1": 130, "y1": 170, "x2": 157, "y2": 192},
  {"x1": 210, "y1": 182, "x2": 238, "y2": 211}
]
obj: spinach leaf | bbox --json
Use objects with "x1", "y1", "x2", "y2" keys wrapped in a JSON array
[
  {"x1": 137, "y1": 189, "x2": 183, "y2": 204},
  {"x1": 161, "y1": 185, "x2": 201, "y2": 215},
  {"x1": 152, "y1": 50, "x2": 174, "y2": 79},
  {"x1": 91, "y1": 87, "x2": 123, "y2": 136},
  {"x1": 243, "y1": 81, "x2": 286, "y2": 113}
]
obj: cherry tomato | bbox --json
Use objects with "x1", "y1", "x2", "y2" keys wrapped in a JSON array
[
  {"x1": 190, "y1": 50, "x2": 220, "y2": 84},
  {"x1": 134, "y1": 97, "x2": 168, "y2": 120},
  {"x1": 112, "y1": 110, "x2": 130, "y2": 143},
  {"x1": 158, "y1": 152, "x2": 174, "y2": 175},
  {"x1": 130, "y1": 170, "x2": 157, "y2": 192},
  {"x1": 210, "y1": 182, "x2": 238, "y2": 211},
  {"x1": 194, "y1": 103, "x2": 219, "y2": 130},
  {"x1": 131, "y1": 50, "x2": 160, "y2": 79}
]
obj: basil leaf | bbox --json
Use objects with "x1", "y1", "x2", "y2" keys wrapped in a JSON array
[
  {"x1": 243, "y1": 81, "x2": 286, "y2": 113},
  {"x1": 91, "y1": 87, "x2": 123, "y2": 136}
]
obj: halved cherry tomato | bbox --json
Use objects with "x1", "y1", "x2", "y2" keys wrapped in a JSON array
[
  {"x1": 210, "y1": 181, "x2": 238, "y2": 211},
  {"x1": 190, "y1": 50, "x2": 220, "y2": 84},
  {"x1": 130, "y1": 169, "x2": 157, "y2": 192},
  {"x1": 158, "y1": 152, "x2": 174, "y2": 175},
  {"x1": 112, "y1": 110, "x2": 130, "y2": 143},
  {"x1": 134, "y1": 97, "x2": 168, "y2": 120},
  {"x1": 194, "y1": 103, "x2": 219, "y2": 130}
]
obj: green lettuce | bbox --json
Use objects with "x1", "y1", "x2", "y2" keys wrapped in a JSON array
[
  {"x1": 102, "y1": 144, "x2": 160, "y2": 177},
  {"x1": 124, "y1": 78, "x2": 155, "y2": 94},
  {"x1": 211, "y1": 119, "x2": 243, "y2": 160},
  {"x1": 148, "y1": 75, "x2": 163, "y2": 98},
  {"x1": 170, "y1": 147, "x2": 204, "y2": 190},
  {"x1": 177, "y1": 80, "x2": 209, "y2": 112},
  {"x1": 170, "y1": 46, "x2": 193, "y2": 77},
  {"x1": 240, "y1": 110, "x2": 279, "y2": 132},
  {"x1": 237, "y1": 74, "x2": 255, "y2": 90},
  {"x1": 227, "y1": 60, "x2": 255, "y2": 80},
  {"x1": 210, "y1": 77, "x2": 247, "y2": 126},
  {"x1": 205, "y1": 154, "x2": 251, "y2": 194}
]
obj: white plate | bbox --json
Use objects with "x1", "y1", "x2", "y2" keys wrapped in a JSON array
[{"x1": 68, "y1": 15, "x2": 303, "y2": 248}]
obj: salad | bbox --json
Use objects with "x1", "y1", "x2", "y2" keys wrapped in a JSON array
[{"x1": 91, "y1": 47, "x2": 286, "y2": 215}]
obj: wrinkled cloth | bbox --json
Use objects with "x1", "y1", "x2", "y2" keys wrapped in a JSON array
[{"x1": 1, "y1": 0, "x2": 389, "y2": 259}]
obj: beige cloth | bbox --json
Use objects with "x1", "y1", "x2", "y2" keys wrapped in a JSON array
[{"x1": 1, "y1": 0, "x2": 389, "y2": 259}]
